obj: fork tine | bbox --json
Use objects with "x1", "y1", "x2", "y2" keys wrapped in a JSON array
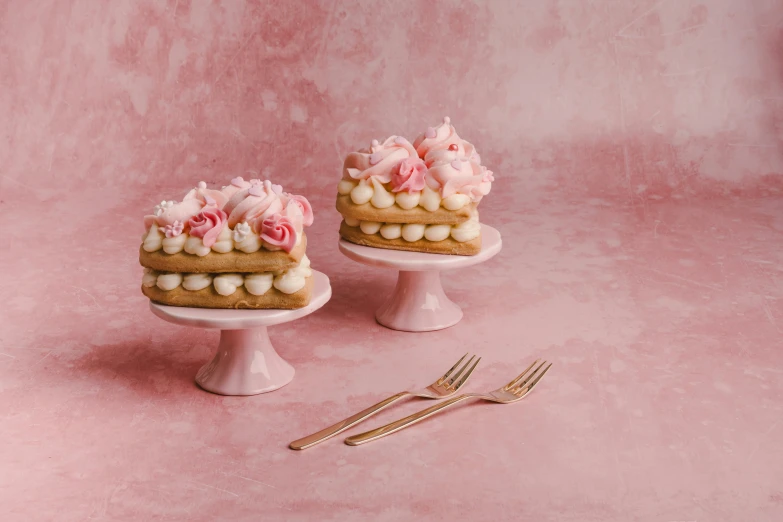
[
  {"x1": 504, "y1": 359, "x2": 539, "y2": 390},
  {"x1": 445, "y1": 355, "x2": 476, "y2": 388},
  {"x1": 452, "y1": 356, "x2": 481, "y2": 390},
  {"x1": 513, "y1": 362, "x2": 552, "y2": 395},
  {"x1": 439, "y1": 353, "x2": 468, "y2": 383},
  {"x1": 511, "y1": 360, "x2": 547, "y2": 392}
]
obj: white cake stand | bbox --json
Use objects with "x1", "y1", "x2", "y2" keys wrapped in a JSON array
[
  {"x1": 339, "y1": 224, "x2": 502, "y2": 332},
  {"x1": 149, "y1": 270, "x2": 331, "y2": 396}
]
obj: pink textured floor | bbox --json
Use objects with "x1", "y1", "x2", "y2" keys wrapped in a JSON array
[
  {"x1": 2, "y1": 184, "x2": 783, "y2": 520},
  {"x1": 3, "y1": 0, "x2": 783, "y2": 520}
]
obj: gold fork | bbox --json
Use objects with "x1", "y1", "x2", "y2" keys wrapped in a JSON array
[
  {"x1": 344, "y1": 359, "x2": 552, "y2": 446},
  {"x1": 289, "y1": 353, "x2": 481, "y2": 450}
]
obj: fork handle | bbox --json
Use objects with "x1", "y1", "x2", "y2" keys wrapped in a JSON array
[
  {"x1": 344, "y1": 394, "x2": 474, "y2": 446},
  {"x1": 289, "y1": 392, "x2": 409, "y2": 450}
]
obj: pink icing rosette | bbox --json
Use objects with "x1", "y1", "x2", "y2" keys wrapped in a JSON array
[
  {"x1": 409, "y1": 117, "x2": 494, "y2": 202},
  {"x1": 428, "y1": 159, "x2": 491, "y2": 201},
  {"x1": 412, "y1": 116, "x2": 462, "y2": 158},
  {"x1": 254, "y1": 179, "x2": 284, "y2": 195},
  {"x1": 184, "y1": 181, "x2": 229, "y2": 208},
  {"x1": 224, "y1": 180, "x2": 284, "y2": 230},
  {"x1": 390, "y1": 157, "x2": 427, "y2": 193},
  {"x1": 188, "y1": 207, "x2": 228, "y2": 248},
  {"x1": 143, "y1": 177, "x2": 315, "y2": 240},
  {"x1": 156, "y1": 199, "x2": 204, "y2": 229},
  {"x1": 260, "y1": 213, "x2": 297, "y2": 253},
  {"x1": 220, "y1": 176, "x2": 251, "y2": 200},
  {"x1": 284, "y1": 199, "x2": 304, "y2": 231},
  {"x1": 441, "y1": 175, "x2": 490, "y2": 200},
  {"x1": 342, "y1": 136, "x2": 418, "y2": 183},
  {"x1": 285, "y1": 194, "x2": 313, "y2": 227}
]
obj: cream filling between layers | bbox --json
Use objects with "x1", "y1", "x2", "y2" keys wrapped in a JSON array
[
  {"x1": 141, "y1": 224, "x2": 303, "y2": 255},
  {"x1": 338, "y1": 179, "x2": 470, "y2": 212},
  {"x1": 343, "y1": 217, "x2": 480, "y2": 243},
  {"x1": 142, "y1": 255, "x2": 312, "y2": 296}
]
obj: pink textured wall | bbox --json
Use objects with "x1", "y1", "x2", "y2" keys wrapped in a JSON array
[
  {"x1": 2, "y1": 0, "x2": 782, "y2": 200},
  {"x1": 3, "y1": 2, "x2": 783, "y2": 520}
]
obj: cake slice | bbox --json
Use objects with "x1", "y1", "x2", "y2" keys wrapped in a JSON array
[
  {"x1": 139, "y1": 178, "x2": 315, "y2": 309},
  {"x1": 336, "y1": 117, "x2": 492, "y2": 255}
]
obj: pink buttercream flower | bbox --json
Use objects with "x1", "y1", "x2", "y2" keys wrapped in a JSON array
[
  {"x1": 442, "y1": 175, "x2": 489, "y2": 200},
  {"x1": 260, "y1": 213, "x2": 297, "y2": 253},
  {"x1": 188, "y1": 207, "x2": 228, "y2": 248},
  {"x1": 155, "y1": 199, "x2": 205, "y2": 228},
  {"x1": 225, "y1": 180, "x2": 283, "y2": 230},
  {"x1": 390, "y1": 157, "x2": 428, "y2": 193},
  {"x1": 482, "y1": 169, "x2": 495, "y2": 183},
  {"x1": 183, "y1": 181, "x2": 230, "y2": 208},
  {"x1": 247, "y1": 179, "x2": 283, "y2": 193},
  {"x1": 164, "y1": 220, "x2": 184, "y2": 238},
  {"x1": 286, "y1": 194, "x2": 313, "y2": 227}
]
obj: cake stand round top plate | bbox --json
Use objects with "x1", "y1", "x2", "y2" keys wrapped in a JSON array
[
  {"x1": 338, "y1": 223, "x2": 502, "y2": 271},
  {"x1": 149, "y1": 270, "x2": 332, "y2": 330}
]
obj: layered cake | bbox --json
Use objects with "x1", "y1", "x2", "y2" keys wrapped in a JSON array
[
  {"x1": 336, "y1": 117, "x2": 494, "y2": 255},
  {"x1": 140, "y1": 178, "x2": 314, "y2": 309}
]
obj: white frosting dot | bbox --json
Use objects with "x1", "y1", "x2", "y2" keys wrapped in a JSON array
[
  {"x1": 142, "y1": 271, "x2": 158, "y2": 288},
  {"x1": 442, "y1": 194, "x2": 470, "y2": 211},
  {"x1": 182, "y1": 273, "x2": 212, "y2": 291},
  {"x1": 143, "y1": 224, "x2": 164, "y2": 252},
  {"x1": 235, "y1": 233, "x2": 261, "y2": 253},
  {"x1": 184, "y1": 236, "x2": 211, "y2": 257},
  {"x1": 451, "y1": 219, "x2": 481, "y2": 243},
  {"x1": 419, "y1": 185, "x2": 441, "y2": 212},
  {"x1": 273, "y1": 256, "x2": 312, "y2": 294},
  {"x1": 424, "y1": 225, "x2": 451, "y2": 242},
  {"x1": 380, "y1": 223, "x2": 402, "y2": 240},
  {"x1": 338, "y1": 179, "x2": 357, "y2": 196},
  {"x1": 395, "y1": 191, "x2": 420, "y2": 210},
  {"x1": 244, "y1": 273, "x2": 274, "y2": 296},
  {"x1": 359, "y1": 221, "x2": 382, "y2": 235},
  {"x1": 162, "y1": 233, "x2": 187, "y2": 254},
  {"x1": 401, "y1": 224, "x2": 425, "y2": 242},
  {"x1": 156, "y1": 273, "x2": 183, "y2": 291},
  {"x1": 350, "y1": 180, "x2": 373, "y2": 205},
  {"x1": 370, "y1": 178, "x2": 395, "y2": 209},
  {"x1": 213, "y1": 274, "x2": 244, "y2": 296}
]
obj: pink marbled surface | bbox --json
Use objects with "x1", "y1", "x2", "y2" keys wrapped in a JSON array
[{"x1": 2, "y1": 0, "x2": 783, "y2": 520}]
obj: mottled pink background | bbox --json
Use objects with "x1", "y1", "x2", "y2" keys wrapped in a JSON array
[
  {"x1": 2, "y1": 1, "x2": 783, "y2": 521},
  {"x1": 3, "y1": 0, "x2": 783, "y2": 197}
]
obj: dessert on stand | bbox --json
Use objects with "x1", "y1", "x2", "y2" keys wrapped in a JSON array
[
  {"x1": 336, "y1": 118, "x2": 502, "y2": 331},
  {"x1": 336, "y1": 117, "x2": 493, "y2": 256},
  {"x1": 141, "y1": 177, "x2": 315, "y2": 309},
  {"x1": 140, "y1": 178, "x2": 330, "y2": 395}
]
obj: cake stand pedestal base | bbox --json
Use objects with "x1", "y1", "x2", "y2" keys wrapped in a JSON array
[
  {"x1": 375, "y1": 270, "x2": 463, "y2": 331},
  {"x1": 149, "y1": 270, "x2": 331, "y2": 396},
  {"x1": 194, "y1": 327, "x2": 295, "y2": 395},
  {"x1": 339, "y1": 224, "x2": 502, "y2": 332}
]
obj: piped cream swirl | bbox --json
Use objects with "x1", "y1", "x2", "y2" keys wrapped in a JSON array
[{"x1": 142, "y1": 255, "x2": 312, "y2": 296}]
